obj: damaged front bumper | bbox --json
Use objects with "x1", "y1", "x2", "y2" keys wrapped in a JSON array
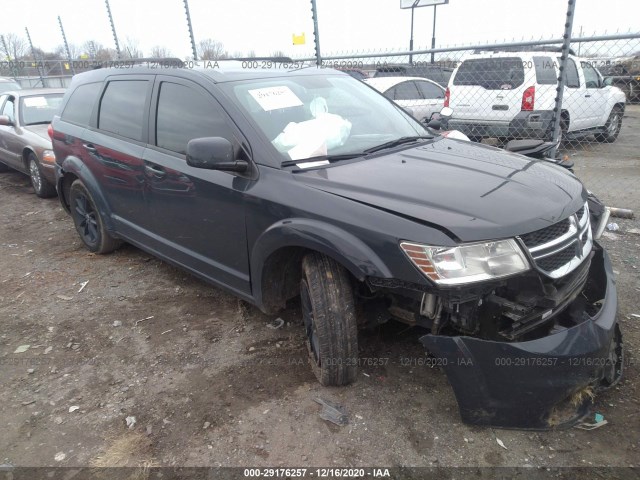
[{"x1": 421, "y1": 248, "x2": 622, "y2": 430}]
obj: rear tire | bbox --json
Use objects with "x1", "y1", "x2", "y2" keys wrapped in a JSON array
[
  {"x1": 69, "y1": 180, "x2": 121, "y2": 254},
  {"x1": 301, "y1": 253, "x2": 358, "y2": 386},
  {"x1": 595, "y1": 106, "x2": 623, "y2": 143},
  {"x1": 28, "y1": 153, "x2": 56, "y2": 198}
]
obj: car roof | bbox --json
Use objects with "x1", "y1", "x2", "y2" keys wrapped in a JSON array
[
  {"x1": 68, "y1": 61, "x2": 349, "y2": 85},
  {"x1": 364, "y1": 76, "x2": 443, "y2": 92}
]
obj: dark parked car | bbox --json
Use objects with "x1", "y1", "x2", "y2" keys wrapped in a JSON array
[
  {"x1": 51, "y1": 62, "x2": 621, "y2": 429},
  {"x1": 0, "y1": 88, "x2": 65, "y2": 197},
  {"x1": 373, "y1": 64, "x2": 453, "y2": 87}
]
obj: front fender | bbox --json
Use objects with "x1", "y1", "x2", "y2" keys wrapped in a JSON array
[
  {"x1": 58, "y1": 156, "x2": 116, "y2": 233},
  {"x1": 251, "y1": 218, "x2": 393, "y2": 306}
]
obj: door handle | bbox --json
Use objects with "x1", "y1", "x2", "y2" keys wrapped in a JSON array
[
  {"x1": 82, "y1": 143, "x2": 98, "y2": 154},
  {"x1": 144, "y1": 163, "x2": 167, "y2": 179},
  {"x1": 584, "y1": 94, "x2": 591, "y2": 98}
]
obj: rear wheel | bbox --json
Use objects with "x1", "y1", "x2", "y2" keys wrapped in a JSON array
[
  {"x1": 301, "y1": 253, "x2": 358, "y2": 386},
  {"x1": 28, "y1": 153, "x2": 56, "y2": 198},
  {"x1": 69, "y1": 180, "x2": 121, "y2": 254},
  {"x1": 595, "y1": 106, "x2": 623, "y2": 143}
]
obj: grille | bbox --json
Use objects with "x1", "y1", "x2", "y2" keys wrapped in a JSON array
[
  {"x1": 519, "y1": 202, "x2": 592, "y2": 279},
  {"x1": 536, "y1": 245, "x2": 577, "y2": 272},
  {"x1": 520, "y1": 218, "x2": 570, "y2": 248}
]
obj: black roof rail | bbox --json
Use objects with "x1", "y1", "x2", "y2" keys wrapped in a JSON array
[{"x1": 93, "y1": 57, "x2": 185, "y2": 69}]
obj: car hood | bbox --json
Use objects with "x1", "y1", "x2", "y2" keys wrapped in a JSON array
[
  {"x1": 23, "y1": 124, "x2": 51, "y2": 143},
  {"x1": 296, "y1": 138, "x2": 586, "y2": 242}
]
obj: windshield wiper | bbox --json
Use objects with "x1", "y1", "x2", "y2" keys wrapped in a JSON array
[
  {"x1": 281, "y1": 153, "x2": 364, "y2": 168},
  {"x1": 362, "y1": 135, "x2": 433, "y2": 154}
]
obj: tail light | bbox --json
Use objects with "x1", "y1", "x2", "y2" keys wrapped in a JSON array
[
  {"x1": 444, "y1": 87, "x2": 450, "y2": 107},
  {"x1": 521, "y1": 86, "x2": 535, "y2": 111},
  {"x1": 47, "y1": 123, "x2": 53, "y2": 140}
]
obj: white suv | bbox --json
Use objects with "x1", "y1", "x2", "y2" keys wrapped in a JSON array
[{"x1": 444, "y1": 51, "x2": 626, "y2": 143}]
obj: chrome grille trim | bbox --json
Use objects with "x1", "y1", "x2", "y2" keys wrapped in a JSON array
[{"x1": 518, "y1": 202, "x2": 592, "y2": 279}]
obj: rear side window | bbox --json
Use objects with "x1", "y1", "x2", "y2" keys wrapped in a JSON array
[
  {"x1": 453, "y1": 57, "x2": 525, "y2": 90},
  {"x1": 387, "y1": 81, "x2": 421, "y2": 101},
  {"x1": 155, "y1": 82, "x2": 234, "y2": 155},
  {"x1": 61, "y1": 82, "x2": 101, "y2": 126},
  {"x1": 416, "y1": 80, "x2": 444, "y2": 99},
  {"x1": 533, "y1": 56, "x2": 557, "y2": 85},
  {"x1": 98, "y1": 80, "x2": 149, "y2": 141}
]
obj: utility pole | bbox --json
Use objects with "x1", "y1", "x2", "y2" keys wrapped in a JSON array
[{"x1": 58, "y1": 16, "x2": 75, "y2": 74}]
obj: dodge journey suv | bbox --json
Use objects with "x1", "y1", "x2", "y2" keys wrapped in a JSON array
[{"x1": 51, "y1": 61, "x2": 622, "y2": 429}]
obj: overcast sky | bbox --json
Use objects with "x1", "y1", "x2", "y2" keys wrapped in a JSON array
[{"x1": 1, "y1": 0, "x2": 637, "y2": 59}]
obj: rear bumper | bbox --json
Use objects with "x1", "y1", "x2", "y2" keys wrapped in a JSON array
[
  {"x1": 421, "y1": 248, "x2": 621, "y2": 429},
  {"x1": 446, "y1": 110, "x2": 554, "y2": 139}
]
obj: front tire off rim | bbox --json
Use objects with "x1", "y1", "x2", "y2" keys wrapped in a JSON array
[
  {"x1": 29, "y1": 158, "x2": 42, "y2": 194},
  {"x1": 74, "y1": 193, "x2": 99, "y2": 246}
]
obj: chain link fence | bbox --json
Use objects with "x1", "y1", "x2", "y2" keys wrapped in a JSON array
[{"x1": 296, "y1": 33, "x2": 640, "y2": 212}]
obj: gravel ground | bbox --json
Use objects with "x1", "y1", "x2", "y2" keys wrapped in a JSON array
[{"x1": 0, "y1": 110, "x2": 639, "y2": 472}]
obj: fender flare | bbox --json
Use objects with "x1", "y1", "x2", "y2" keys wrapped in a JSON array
[
  {"x1": 250, "y1": 218, "x2": 393, "y2": 307},
  {"x1": 59, "y1": 156, "x2": 117, "y2": 233}
]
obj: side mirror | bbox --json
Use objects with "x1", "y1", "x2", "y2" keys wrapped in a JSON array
[
  {"x1": 603, "y1": 77, "x2": 614, "y2": 87},
  {"x1": 440, "y1": 106, "x2": 453, "y2": 118},
  {"x1": 0, "y1": 115, "x2": 13, "y2": 126},
  {"x1": 186, "y1": 137, "x2": 248, "y2": 173},
  {"x1": 427, "y1": 118, "x2": 442, "y2": 130}
]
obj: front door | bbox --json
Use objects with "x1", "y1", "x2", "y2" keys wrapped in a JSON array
[{"x1": 143, "y1": 77, "x2": 252, "y2": 295}]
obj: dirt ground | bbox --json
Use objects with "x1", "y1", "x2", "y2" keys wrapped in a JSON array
[{"x1": 1, "y1": 111, "x2": 639, "y2": 471}]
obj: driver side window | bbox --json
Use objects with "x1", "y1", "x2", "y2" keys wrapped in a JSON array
[{"x1": 581, "y1": 62, "x2": 601, "y2": 89}]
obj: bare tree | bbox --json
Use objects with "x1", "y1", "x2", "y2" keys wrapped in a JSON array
[
  {"x1": 121, "y1": 37, "x2": 143, "y2": 58},
  {"x1": 82, "y1": 40, "x2": 104, "y2": 59},
  {"x1": 150, "y1": 45, "x2": 172, "y2": 58},
  {"x1": 54, "y1": 43, "x2": 82, "y2": 60},
  {"x1": 271, "y1": 50, "x2": 288, "y2": 59},
  {"x1": 245, "y1": 50, "x2": 257, "y2": 58},
  {"x1": 2, "y1": 33, "x2": 28, "y2": 60},
  {"x1": 197, "y1": 39, "x2": 227, "y2": 60}
]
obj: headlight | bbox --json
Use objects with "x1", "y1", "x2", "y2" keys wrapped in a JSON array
[{"x1": 400, "y1": 239, "x2": 530, "y2": 285}]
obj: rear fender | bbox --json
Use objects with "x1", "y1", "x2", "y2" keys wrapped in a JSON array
[{"x1": 59, "y1": 156, "x2": 116, "y2": 233}]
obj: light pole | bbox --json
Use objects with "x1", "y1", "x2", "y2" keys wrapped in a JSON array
[{"x1": 401, "y1": 0, "x2": 449, "y2": 65}]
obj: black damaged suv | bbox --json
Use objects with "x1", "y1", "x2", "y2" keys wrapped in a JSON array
[{"x1": 51, "y1": 61, "x2": 622, "y2": 429}]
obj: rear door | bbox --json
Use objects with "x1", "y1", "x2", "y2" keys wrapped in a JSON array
[
  {"x1": 415, "y1": 80, "x2": 445, "y2": 121},
  {"x1": 83, "y1": 76, "x2": 155, "y2": 241},
  {"x1": 143, "y1": 76, "x2": 251, "y2": 294},
  {"x1": 449, "y1": 56, "x2": 529, "y2": 124}
]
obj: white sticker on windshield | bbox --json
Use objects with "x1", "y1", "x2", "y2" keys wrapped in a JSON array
[
  {"x1": 248, "y1": 86, "x2": 303, "y2": 111},
  {"x1": 23, "y1": 96, "x2": 48, "y2": 107}
]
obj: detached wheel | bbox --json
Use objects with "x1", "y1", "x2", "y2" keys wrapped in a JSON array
[
  {"x1": 301, "y1": 253, "x2": 358, "y2": 386},
  {"x1": 28, "y1": 153, "x2": 56, "y2": 198},
  {"x1": 595, "y1": 106, "x2": 623, "y2": 143},
  {"x1": 69, "y1": 180, "x2": 121, "y2": 254}
]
